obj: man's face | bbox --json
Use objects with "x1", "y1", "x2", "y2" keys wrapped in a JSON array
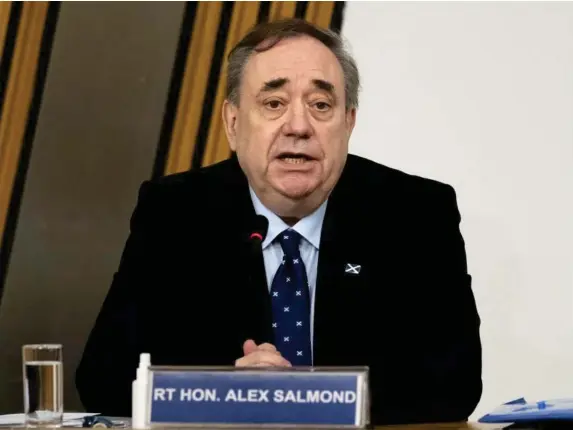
[{"x1": 223, "y1": 35, "x2": 356, "y2": 218}]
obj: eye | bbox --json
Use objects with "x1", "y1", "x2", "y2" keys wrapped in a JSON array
[
  {"x1": 312, "y1": 101, "x2": 331, "y2": 111},
  {"x1": 264, "y1": 100, "x2": 283, "y2": 110}
]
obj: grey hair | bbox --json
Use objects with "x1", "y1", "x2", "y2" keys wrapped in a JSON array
[{"x1": 225, "y1": 19, "x2": 360, "y2": 111}]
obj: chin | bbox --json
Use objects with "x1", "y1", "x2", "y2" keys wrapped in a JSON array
[
  {"x1": 267, "y1": 170, "x2": 323, "y2": 199},
  {"x1": 276, "y1": 181, "x2": 317, "y2": 201},
  {"x1": 281, "y1": 190, "x2": 311, "y2": 201}
]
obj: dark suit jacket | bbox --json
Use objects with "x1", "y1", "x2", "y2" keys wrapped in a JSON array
[{"x1": 76, "y1": 153, "x2": 482, "y2": 425}]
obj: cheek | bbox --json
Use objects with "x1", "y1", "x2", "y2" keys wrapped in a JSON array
[
  {"x1": 239, "y1": 130, "x2": 277, "y2": 172},
  {"x1": 242, "y1": 122, "x2": 280, "y2": 156},
  {"x1": 319, "y1": 127, "x2": 349, "y2": 163}
]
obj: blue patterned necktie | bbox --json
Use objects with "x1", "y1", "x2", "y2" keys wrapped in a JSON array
[{"x1": 270, "y1": 228, "x2": 312, "y2": 366}]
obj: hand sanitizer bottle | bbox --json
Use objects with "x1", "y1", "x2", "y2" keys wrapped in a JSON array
[{"x1": 132, "y1": 353, "x2": 151, "y2": 429}]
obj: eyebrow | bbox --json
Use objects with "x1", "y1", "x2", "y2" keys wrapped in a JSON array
[
  {"x1": 312, "y1": 79, "x2": 335, "y2": 95},
  {"x1": 258, "y1": 78, "x2": 336, "y2": 97},
  {"x1": 260, "y1": 78, "x2": 289, "y2": 93}
]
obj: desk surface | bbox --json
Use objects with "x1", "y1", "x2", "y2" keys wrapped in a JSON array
[
  {"x1": 0, "y1": 423, "x2": 509, "y2": 430},
  {"x1": 0, "y1": 425, "x2": 510, "y2": 430},
  {"x1": 0, "y1": 421, "x2": 511, "y2": 429},
  {"x1": 380, "y1": 424, "x2": 509, "y2": 429}
]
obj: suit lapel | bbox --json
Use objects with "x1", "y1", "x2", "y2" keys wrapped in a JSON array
[
  {"x1": 312, "y1": 158, "x2": 391, "y2": 365},
  {"x1": 312, "y1": 198, "x2": 342, "y2": 363},
  {"x1": 224, "y1": 158, "x2": 274, "y2": 346}
]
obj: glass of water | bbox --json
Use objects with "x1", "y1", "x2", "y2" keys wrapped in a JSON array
[{"x1": 22, "y1": 344, "x2": 63, "y2": 427}]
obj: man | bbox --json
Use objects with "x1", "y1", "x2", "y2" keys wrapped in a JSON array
[{"x1": 76, "y1": 18, "x2": 482, "y2": 425}]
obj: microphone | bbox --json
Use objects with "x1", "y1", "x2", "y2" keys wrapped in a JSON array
[
  {"x1": 245, "y1": 214, "x2": 269, "y2": 345},
  {"x1": 248, "y1": 214, "x2": 268, "y2": 245}
]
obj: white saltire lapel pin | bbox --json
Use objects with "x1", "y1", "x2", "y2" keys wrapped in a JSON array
[{"x1": 344, "y1": 263, "x2": 361, "y2": 275}]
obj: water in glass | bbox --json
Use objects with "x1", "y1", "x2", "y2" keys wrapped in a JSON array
[{"x1": 22, "y1": 344, "x2": 63, "y2": 427}]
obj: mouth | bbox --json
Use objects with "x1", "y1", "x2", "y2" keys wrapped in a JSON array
[{"x1": 276, "y1": 152, "x2": 316, "y2": 165}]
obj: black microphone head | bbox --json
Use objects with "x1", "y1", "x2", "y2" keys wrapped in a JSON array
[{"x1": 249, "y1": 214, "x2": 268, "y2": 243}]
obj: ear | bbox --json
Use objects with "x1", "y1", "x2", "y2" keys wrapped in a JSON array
[
  {"x1": 345, "y1": 107, "x2": 357, "y2": 135},
  {"x1": 222, "y1": 99, "x2": 239, "y2": 151}
]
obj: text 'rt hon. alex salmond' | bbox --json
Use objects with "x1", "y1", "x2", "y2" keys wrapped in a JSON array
[{"x1": 76, "y1": 18, "x2": 482, "y2": 426}]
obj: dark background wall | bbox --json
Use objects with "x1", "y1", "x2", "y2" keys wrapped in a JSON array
[
  {"x1": 0, "y1": 1, "x2": 185, "y2": 412},
  {"x1": 0, "y1": 1, "x2": 345, "y2": 413}
]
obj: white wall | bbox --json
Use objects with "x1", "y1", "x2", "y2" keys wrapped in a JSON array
[{"x1": 341, "y1": 1, "x2": 573, "y2": 420}]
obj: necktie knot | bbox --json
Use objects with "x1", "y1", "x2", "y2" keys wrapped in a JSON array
[{"x1": 277, "y1": 229, "x2": 302, "y2": 260}]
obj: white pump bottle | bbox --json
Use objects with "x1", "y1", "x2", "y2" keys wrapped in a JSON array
[{"x1": 132, "y1": 353, "x2": 151, "y2": 429}]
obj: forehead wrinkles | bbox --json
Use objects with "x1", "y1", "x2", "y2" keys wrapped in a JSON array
[
  {"x1": 242, "y1": 38, "x2": 344, "y2": 94},
  {"x1": 245, "y1": 70, "x2": 343, "y2": 103}
]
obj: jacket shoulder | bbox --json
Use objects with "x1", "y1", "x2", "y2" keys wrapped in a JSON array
[
  {"x1": 147, "y1": 157, "x2": 239, "y2": 191},
  {"x1": 137, "y1": 157, "x2": 242, "y2": 206},
  {"x1": 339, "y1": 155, "x2": 464, "y2": 245},
  {"x1": 343, "y1": 153, "x2": 457, "y2": 200},
  {"x1": 128, "y1": 158, "x2": 242, "y2": 228}
]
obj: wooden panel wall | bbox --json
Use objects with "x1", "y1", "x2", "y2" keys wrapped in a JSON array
[
  {"x1": 0, "y1": 2, "x2": 186, "y2": 412},
  {"x1": 0, "y1": 0, "x2": 346, "y2": 296},
  {"x1": 0, "y1": 1, "x2": 60, "y2": 292},
  {"x1": 152, "y1": 0, "x2": 346, "y2": 178}
]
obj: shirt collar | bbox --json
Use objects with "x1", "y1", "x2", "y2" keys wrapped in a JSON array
[{"x1": 249, "y1": 186, "x2": 327, "y2": 250}]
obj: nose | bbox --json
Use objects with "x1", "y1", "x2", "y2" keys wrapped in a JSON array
[{"x1": 282, "y1": 102, "x2": 313, "y2": 140}]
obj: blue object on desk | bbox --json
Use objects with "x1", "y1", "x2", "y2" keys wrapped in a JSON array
[
  {"x1": 82, "y1": 416, "x2": 119, "y2": 428},
  {"x1": 479, "y1": 398, "x2": 573, "y2": 423}
]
